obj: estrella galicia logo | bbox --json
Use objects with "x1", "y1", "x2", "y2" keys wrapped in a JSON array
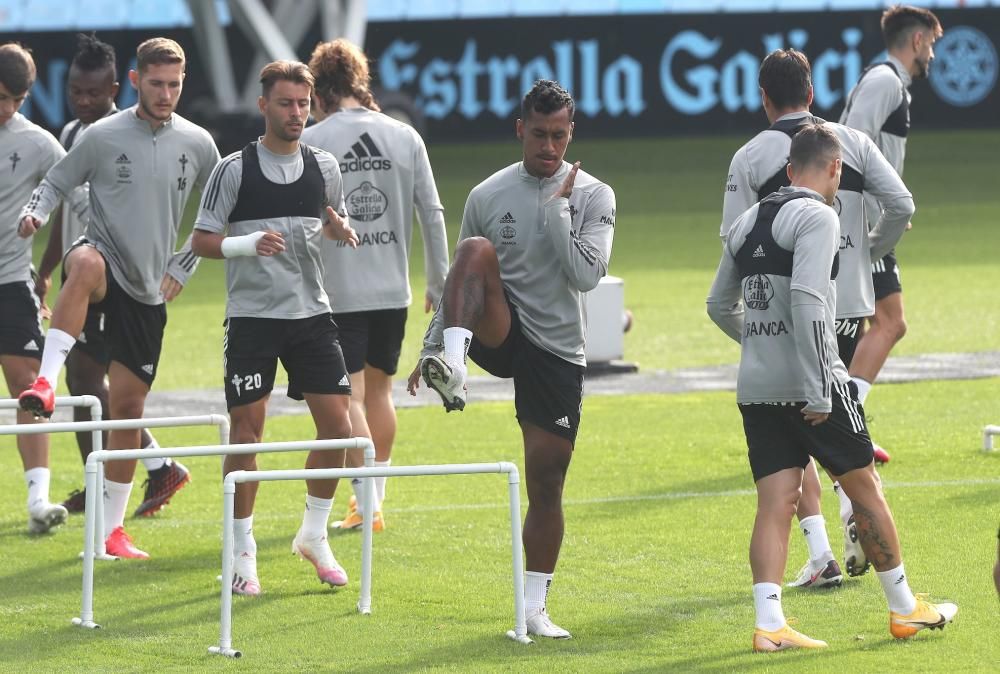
[
  {"x1": 930, "y1": 26, "x2": 998, "y2": 107},
  {"x1": 346, "y1": 181, "x2": 389, "y2": 222},
  {"x1": 743, "y1": 273, "x2": 773, "y2": 310},
  {"x1": 115, "y1": 152, "x2": 132, "y2": 182},
  {"x1": 500, "y1": 224, "x2": 516, "y2": 239}
]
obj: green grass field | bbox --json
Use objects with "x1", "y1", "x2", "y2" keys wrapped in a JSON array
[{"x1": 3, "y1": 130, "x2": 999, "y2": 671}]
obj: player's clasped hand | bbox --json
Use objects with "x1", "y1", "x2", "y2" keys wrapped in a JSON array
[
  {"x1": 160, "y1": 273, "x2": 184, "y2": 302},
  {"x1": 17, "y1": 215, "x2": 41, "y2": 238},
  {"x1": 256, "y1": 230, "x2": 286, "y2": 256},
  {"x1": 323, "y1": 206, "x2": 359, "y2": 248},
  {"x1": 801, "y1": 409, "x2": 829, "y2": 426}
]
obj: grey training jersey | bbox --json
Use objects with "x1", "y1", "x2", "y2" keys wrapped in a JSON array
[
  {"x1": 56, "y1": 107, "x2": 118, "y2": 250},
  {"x1": 301, "y1": 107, "x2": 449, "y2": 312},
  {"x1": 840, "y1": 56, "x2": 911, "y2": 177},
  {"x1": 0, "y1": 113, "x2": 65, "y2": 286},
  {"x1": 422, "y1": 161, "x2": 616, "y2": 366},
  {"x1": 193, "y1": 142, "x2": 345, "y2": 320},
  {"x1": 708, "y1": 187, "x2": 848, "y2": 412},
  {"x1": 721, "y1": 111, "x2": 913, "y2": 319},
  {"x1": 19, "y1": 106, "x2": 220, "y2": 304}
]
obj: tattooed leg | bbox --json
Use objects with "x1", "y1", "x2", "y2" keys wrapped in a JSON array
[
  {"x1": 440, "y1": 237, "x2": 511, "y2": 348},
  {"x1": 836, "y1": 464, "x2": 903, "y2": 572}
]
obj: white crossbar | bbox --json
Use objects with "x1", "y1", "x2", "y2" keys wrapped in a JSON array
[{"x1": 209, "y1": 462, "x2": 530, "y2": 658}]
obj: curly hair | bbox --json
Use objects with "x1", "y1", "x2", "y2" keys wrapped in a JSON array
[
  {"x1": 72, "y1": 32, "x2": 116, "y2": 73},
  {"x1": 308, "y1": 39, "x2": 380, "y2": 112},
  {"x1": 521, "y1": 79, "x2": 574, "y2": 120}
]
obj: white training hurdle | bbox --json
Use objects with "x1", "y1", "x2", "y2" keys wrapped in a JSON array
[
  {"x1": 210, "y1": 461, "x2": 531, "y2": 658},
  {"x1": 0, "y1": 413, "x2": 231, "y2": 628},
  {"x1": 76, "y1": 437, "x2": 374, "y2": 631},
  {"x1": 984, "y1": 425, "x2": 1000, "y2": 451}
]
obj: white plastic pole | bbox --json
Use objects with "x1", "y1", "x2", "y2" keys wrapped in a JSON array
[
  {"x1": 208, "y1": 483, "x2": 240, "y2": 658},
  {"x1": 984, "y1": 425, "x2": 1000, "y2": 451},
  {"x1": 359, "y1": 442, "x2": 376, "y2": 615},
  {"x1": 212, "y1": 461, "x2": 529, "y2": 657}
]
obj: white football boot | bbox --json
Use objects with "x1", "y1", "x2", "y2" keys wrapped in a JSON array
[{"x1": 421, "y1": 355, "x2": 467, "y2": 412}]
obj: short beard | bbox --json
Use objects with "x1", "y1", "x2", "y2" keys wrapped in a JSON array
[{"x1": 914, "y1": 57, "x2": 931, "y2": 79}]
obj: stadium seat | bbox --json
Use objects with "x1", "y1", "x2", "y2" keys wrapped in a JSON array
[
  {"x1": 0, "y1": 0, "x2": 25, "y2": 31},
  {"x1": 76, "y1": 0, "x2": 129, "y2": 30},
  {"x1": 21, "y1": 0, "x2": 77, "y2": 30},
  {"x1": 366, "y1": 0, "x2": 408, "y2": 21},
  {"x1": 617, "y1": 0, "x2": 669, "y2": 13},
  {"x1": 127, "y1": 0, "x2": 191, "y2": 29},
  {"x1": 405, "y1": 0, "x2": 459, "y2": 20}
]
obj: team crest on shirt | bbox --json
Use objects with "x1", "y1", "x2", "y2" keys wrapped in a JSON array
[
  {"x1": 346, "y1": 181, "x2": 388, "y2": 222},
  {"x1": 743, "y1": 274, "x2": 773, "y2": 310},
  {"x1": 9, "y1": 151, "x2": 20, "y2": 173},
  {"x1": 115, "y1": 153, "x2": 132, "y2": 183}
]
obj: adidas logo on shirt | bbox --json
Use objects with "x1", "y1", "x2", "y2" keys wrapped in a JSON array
[
  {"x1": 338, "y1": 375, "x2": 350, "y2": 387},
  {"x1": 115, "y1": 153, "x2": 130, "y2": 164},
  {"x1": 141, "y1": 363, "x2": 155, "y2": 375},
  {"x1": 499, "y1": 212, "x2": 516, "y2": 224},
  {"x1": 752, "y1": 245, "x2": 766, "y2": 258},
  {"x1": 554, "y1": 416, "x2": 571, "y2": 429},
  {"x1": 23, "y1": 340, "x2": 38, "y2": 352},
  {"x1": 341, "y1": 133, "x2": 392, "y2": 172}
]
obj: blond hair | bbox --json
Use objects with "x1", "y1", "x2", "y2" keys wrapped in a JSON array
[{"x1": 136, "y1": 37, "x2": 185, "y2": 73}]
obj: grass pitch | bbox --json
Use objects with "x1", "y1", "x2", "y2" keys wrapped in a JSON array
[{"x1": 0, "y1": 380, "x2": 997, "y2": 671}]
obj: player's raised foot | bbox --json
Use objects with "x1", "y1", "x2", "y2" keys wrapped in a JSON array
[
  {"x1": 292, "y1": 530, "x2": 348, "y2": 587},
  {"x1": 420, "y1": 355, "x2": 467, "y2": 412},
  {"x1": 526, "y1": 608, "x2": 572, "y2": 639},
  {"x1": 61, "y1": 488, "x2": 87, "y2": 514},
  {"x1": 232, "y1": 551, "x2": 262, "y2": 597},
  {"x1": 890, "y1": 597, "x2": 958, "y2": 639},
  {"x1": 104, "y1": 526, "x2": 150, "y2": 559},
  {"x1": 27, "y1": 502, "x2": 68, "y2": 534},
  {"x1": 18, "y1": 376, "x2": 55, "y2": 419},
  {"x1": 787, "y1": 557, "x2": 843, "y2": 589},
  {"x1": 752, "y1": 623, "x2": 828, "y2": 652},
  {"x1": 844, "y1": 516, "x2": 870, "y2": 577},
  {"x1": 133, "y1": 460, "x2": 191, "y2": 517},
  {"x1": 873, "y1": 443, "x2": 891, "y2": 465}
]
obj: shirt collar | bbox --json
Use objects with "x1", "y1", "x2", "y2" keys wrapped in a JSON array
[
  {"x1": 774, "y1": 110, "x2": 812, "y2": 123},
  {"x1": 517, "y1": 160, "x2": 570, "y2": 185}
]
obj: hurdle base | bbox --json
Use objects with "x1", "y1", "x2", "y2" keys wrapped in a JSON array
[
  {"x1": 71, "y1": 617, "x2": 101, "y2": 629},
  {"x1": 78, "y1": 551, "x2": 120, "y2": 561},
  {"x1": 208, "y1": 646, "x2": 242, "y2": 658},
  {"x1": 357, "y1": 601, "x2": 372, "y2": 615},
  {"x1": 505, "y1": 630, "x2": 534, "y2": 645}
]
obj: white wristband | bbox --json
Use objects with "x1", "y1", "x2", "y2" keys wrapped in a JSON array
[{"x1": 220, "y1": 231, "x2": 266, "y2": 258}]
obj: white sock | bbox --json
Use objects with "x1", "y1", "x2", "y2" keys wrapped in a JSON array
[
  {"x1": 141, "y1": 436, "x2": 166, "y2": 471},
  {"x1": 753, "y1": 582, "x2": 786, "y2": 631},
  {"x1": 350, "y1": 478, "x2": 365, "y2": 515},
  {"x1": 876, "y1": 563, "x2": 917, "y2": 614},
  {"x1": 103, "y1": 478, "x2": 133, "y2": 537},
  {"x1": 525, "y1": 571, "x2": 553, "y2": 613},
  {"x1": 302, "y1": 494, "x2": 333, "y2": 538},
  {"x1": 374, "y1": 459, "x2": 391, "y2": 509},
  {"x1": 442, "y1": 326, "x2": 472, "y2": 370},
  {"x1": 833, "y1": 482, "x2": 854, "y2": 527},
  {"x1": 233, "y1": 515, "x2": 257, "y2": 557},
  {"x1": 39, "y1": 328, "x2": 77, "y2": 385},
  {"x1": 24, "y1": 467, "x2": 50, "y2": 511},
  {"x1": 852, "y1": 376, "x2": 872, "y2": 404},
  {"x1": 799, "y1": 515, "x2": 833, "y2": 566}
]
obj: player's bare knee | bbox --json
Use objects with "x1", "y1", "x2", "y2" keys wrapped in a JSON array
[
  {"x1": 110, "y1": 396, "x2": 145, "y2": 422},
  {"x1": 891, "y1": 316, "x2": 907, "y2": 343},
  {"x1": 65, "y1": 250, "x2": 106, "y2": 290},
  {"x1": 453, "y1": 236, "x2": 498, "y2": 270}
]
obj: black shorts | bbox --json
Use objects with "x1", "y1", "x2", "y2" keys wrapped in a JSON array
[
  {"x1": 835, "y1": 317, "x2": 862, "y2": 368},
  {"x1": 68, "y1": 240, "x2": 166, "y2": 387},
  {"x1": 0, "y1": 281, "x2": 44, "y2": 359},
  {"x1": 468, "y1": 302, "x2": 585, "y2": 443},
  {"x1": 872, "y1": 251, "x2": 902, "y2": 301},
  {"x1": 739, "y1": 381, "x2": 874, "y2": 482},
  {"x1": 61, "y1": 263, "x2": 110, "y2": 364},
  {"x1": 224, "y1": 313, "x2": 351, "y2": 409},
  {"x1": 333, "y1": 308, "x2": 407, "y2": 376}
]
